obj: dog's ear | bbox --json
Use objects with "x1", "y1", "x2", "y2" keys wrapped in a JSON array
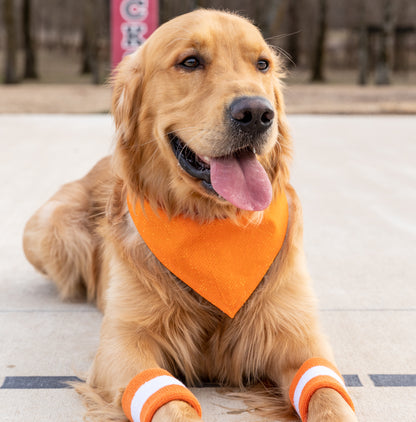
[
  {"x1": 270, "y1": 73, "x2": 292, "y2": 188},
  {"x1": 111, "y1": 48, "x2": 143, "y2": 141},
  {"x1": 273, "y1": 77, "x2": 291, "y2": 151},
  {"x1": 111, "y1": 48, "x2": 151, "y2": 202}
]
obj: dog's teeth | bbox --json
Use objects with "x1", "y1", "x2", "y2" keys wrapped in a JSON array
[
  {"x1": 253, "y1": 148, "x2": 257, "y2": 154},
  {"x1": 200, "y1": 155, "x2": 211, "y2": 164}
]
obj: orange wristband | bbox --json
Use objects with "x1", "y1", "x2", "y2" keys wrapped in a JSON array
[
  {"x1": 122, "y1": 368, "x2": 202, "y2": 422},
  {"x1": 289, "y1": 358, "x2": 355, "y2": 421}
]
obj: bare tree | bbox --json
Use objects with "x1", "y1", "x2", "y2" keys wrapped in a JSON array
[
  {"x1": 3, "y1": 0, "x2": 18, "y2": 83},
  {"x1": 159, "y1": 0, "x2": 196, "y2": 25},
  {"x1": 23, "y1": 0, "x2": 38, "y2": 79},
  {"x1": 310, "y1": 0, "x2": 328, "y2": 82},
  {"x1": 375, "y1": 0, "x2": 394, "y2": 85},
  {"x1": 286, "y1": 0, "x2": 300, "y2": 67},
  {"x1": 83, "y1": 0, "x2": 100, "y2": 84},
  {"x1": 253, "y1": 0, "x2": 286, "y2": 40},
  {"x1": 81, "y1": 17, "x2": 92, "y2": 75},
  {"x1": 357, "y1": 0, "x2": 369, "y2": 85},
  {"x1": 81, "y1": 0, "x2": 110, "y2": 78}
]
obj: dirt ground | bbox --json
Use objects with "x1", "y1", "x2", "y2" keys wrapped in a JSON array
[{"x1": 0, "y1": 83, "x2": 416, "y2": 114}]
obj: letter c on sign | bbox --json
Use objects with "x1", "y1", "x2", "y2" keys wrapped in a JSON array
[{"x1": 120, "y1": 0, "x2": 149, "y2": 21}]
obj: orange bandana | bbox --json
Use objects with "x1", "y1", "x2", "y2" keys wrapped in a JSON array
[{"x1": 127, "y1": 191, "x2": 288, "y2": 318}]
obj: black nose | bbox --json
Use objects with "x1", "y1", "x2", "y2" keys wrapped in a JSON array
[{"x1": 229, "y1": 96, "x2": 274, "y2": 134}]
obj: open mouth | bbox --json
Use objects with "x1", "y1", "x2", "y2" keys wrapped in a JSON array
[
  {"x1": 169, "y1": 133, "x2": 273, "y2": 211},
  {"x1": 169, "y1": 134, "x2": 215, "y2": 193}
]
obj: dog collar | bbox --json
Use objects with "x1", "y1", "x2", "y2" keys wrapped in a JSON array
[{"x1": 127, "y1": 191, "x2": 288, "y2": 318}]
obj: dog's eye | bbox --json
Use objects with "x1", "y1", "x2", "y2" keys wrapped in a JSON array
[
  {"x1": 180, "y1": 57, "x2": 200, "y2": 69},
  {"x1": 257, "y1": 59, "x2": 269, "y2": 72}
]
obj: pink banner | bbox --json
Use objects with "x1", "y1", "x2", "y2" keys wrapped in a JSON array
[{"x1": 111, "y1": 0, "x2": 159, "y2": 69}]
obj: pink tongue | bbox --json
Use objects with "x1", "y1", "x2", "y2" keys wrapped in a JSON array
[{"x1": 210, "y1": 150, "x2": 272, "y2": 211}]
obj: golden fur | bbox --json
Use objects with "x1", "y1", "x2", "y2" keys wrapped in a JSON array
[{"x1": 23, "y1": 10, "x2": 357, "y2": 422}]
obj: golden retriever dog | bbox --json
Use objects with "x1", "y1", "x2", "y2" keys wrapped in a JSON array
[{"x1": 23, "y1": 9, "x2": 357, "y2": 422}]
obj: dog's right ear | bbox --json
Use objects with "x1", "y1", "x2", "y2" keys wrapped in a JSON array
[
  {"x1": 111, "y1": 48, "x2": 147, "y2": 201},
  {"x1": 111, "y1": 48, "x2": 143, "y2": 141}
]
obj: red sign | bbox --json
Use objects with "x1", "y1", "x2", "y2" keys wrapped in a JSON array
[{"x1": 111, "y1": 0, "x2": 159, "y2": 69}]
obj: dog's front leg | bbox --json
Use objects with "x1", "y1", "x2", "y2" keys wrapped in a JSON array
[
  {"x1": 270, "y1": 337, "x2": 357, "y2": 422},
  {"x1": 83, "y1": 317, "x2": 203, "y2": 422},
  {"x1": 152, "y1": 401, "x2": 202, "y2": 422},
  {"x1": 307, "y1": 388, "x2": 357, "y2": 422},
  {"x1": 122, "y1": 367, "x2": 203, "y2": 422}
]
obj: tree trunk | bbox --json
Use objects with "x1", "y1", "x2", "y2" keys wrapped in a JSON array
[
  {"x1": 159, "y1": 0, "x2": 196, "y2": 25},
  {"x1": 286, "y1": 0, "x2": 300, "y2": 67},
  {"x1": 23, "y1": 0, "x2": 38, "y2": 79},
  {"x1": 310, "y1": 0, "x2": 327, "y2": 82},
  {"x1": 81, "y1": 25, "x2": 91, "y2": 74},
  {"x1": 375, "y1": 0, "x2": 394, "y2": 85},
  {"x1": 357, "y1": 1, "x2": 368, "y2": 85},
  {"x1": 83, "y1": 0, "x2": 100, "y2": 84},
  {"x1": 253, "y1": 0, "x2": 284, "y2": 40},
  {"x1": 3, "y1": 0, "x2": 18, "y2": 84}
]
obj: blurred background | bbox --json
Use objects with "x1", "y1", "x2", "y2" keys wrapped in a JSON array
[{"x1": 0, "y1": 0, "x2": 415, "y2": 112}]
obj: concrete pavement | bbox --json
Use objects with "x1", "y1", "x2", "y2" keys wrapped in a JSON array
[{"x1": 0, "y1": 114, "x2": 415, "y2": 421}]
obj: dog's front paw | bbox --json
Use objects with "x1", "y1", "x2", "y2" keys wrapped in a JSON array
[
  {"x1": 153, "y1": 400, "x2": 203, "y2": 422},
  {"x1": 307, "y1": 388, "x2": 358, "y2": 422}
]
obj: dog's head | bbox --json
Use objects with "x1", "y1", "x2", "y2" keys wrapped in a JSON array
[{"x1": 112, "y1": 9, "x2": 291, "y2": 220}]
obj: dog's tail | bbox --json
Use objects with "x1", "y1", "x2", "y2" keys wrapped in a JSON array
[
  {"x1": 71, "y1": 379, "x2": 127, "y2": 422},
  {"x1": 223, "y1": 383, "x2": 298, "y2": 421}
]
